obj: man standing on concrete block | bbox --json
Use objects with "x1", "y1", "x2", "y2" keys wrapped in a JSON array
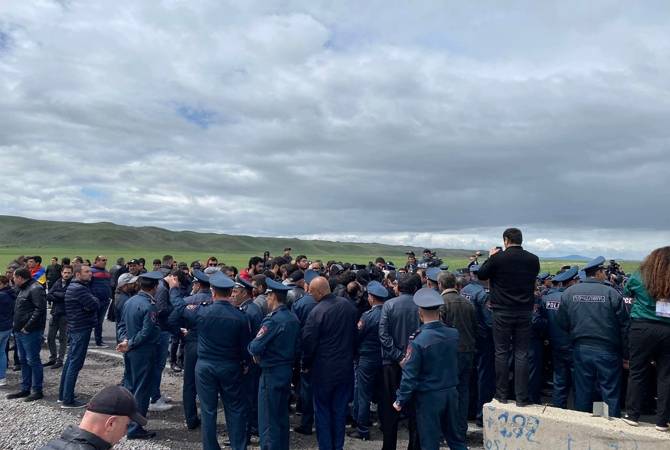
[
  {"x1": 557, "y1": 256, "x2": 629, "y2": 417},
  {"x1": 478, "y1": 228, "x2": 540, "y2": 406}
]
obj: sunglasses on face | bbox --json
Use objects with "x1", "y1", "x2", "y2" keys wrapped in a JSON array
[{"x1": 208, "y1": 263, "x2": 217, "y2": 267}]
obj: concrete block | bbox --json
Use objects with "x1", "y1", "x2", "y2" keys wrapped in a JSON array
[{"x1": 482, "y1": 400, "x2": 670, "y2": 449}]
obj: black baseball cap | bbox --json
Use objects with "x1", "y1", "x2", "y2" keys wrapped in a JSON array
[
  {"x1": 87, "y1": 385, "x2": 147, "y2": 426},
  {"x1": 127, "y1": 259, "x2": 140, "y2": 265}
]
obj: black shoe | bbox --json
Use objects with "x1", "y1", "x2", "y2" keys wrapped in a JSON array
[
  {"x1": 6, "y1": 390, "x2": 30, "y2": 399},
  {"x1": 293, "y1": 425, "x2": 312, "y2": 435},
  {"x1": 11, "y1": 365, "x2": 21, "y2": 372},
  {"x1": 128, "y1": 430, "x2": 157, "y2": 440},
  {"x1": 494, "y1": 396, "x2": 509, "y2": 404},
  {"x1": 42, "y1": 360, "x2": 56, "y2": 367},
  {"x1": 186, "y1": 419, "x2": 201, "y2": 430},
  {"x1": 516, "y1": 401, "x2": 530, "y2": 407},
  {"x1": 347, "y1": 430, "x2": 369, "y2": 440},
  {"x1": 61, "y1": 399, "x2": 87, "y2": 409},
  {"x1": 24, "y1": 392, "x2": 43, "y2": 402},
  {"x1": 51, "y1": 361, "x2": 63, "y2": 369}
]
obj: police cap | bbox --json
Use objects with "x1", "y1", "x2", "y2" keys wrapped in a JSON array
[
  {"x1": 367, "y1": 281, "x2": 388, "y2": 300},
  {"x1": 266, "y1": 277, "x2": 291, "y2": 292},
  {"x1": 413, "y1": 287, "x2": 444, "y2": 309},
  {"x1": 304, "y1": 269, "x2": 319, "y2": 285},
  {"x1": 288, "y1": 270, "x2": 304, "y2": 282},
  {"x1": 192, "y1": 270, "x2": 209, "y2": 284},
  {"x1": 537, "y1": 272, "x2": 550, "y2": 281},
  {"x1": 234, "y1": 276, "x2": 254, "y2": 290},
  {"x1": 139, "y1": 271, "x2": 164, "y2": 281},
  {"x1": 583, "y1": 256, "x2": 606, "y2": 272},
  {"x1": 552, "y1": 267, "x2": 579, "y2": 283},
  {"x1": 439, "y1": 263, "x2": 450, "y2": 271},
  {"x1": 426, "y1": 267, "x2": 441, "y2": 282},
  {"x1": 209, "y1": 272, "x2": 235, "y2": 289}
]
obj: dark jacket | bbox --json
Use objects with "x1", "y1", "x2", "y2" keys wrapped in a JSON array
[
  {"x1": 302, "y1": 294, "x2": 358, "y2": 387},
  {"x1": 39, "y1": 425, "x2": 112, "y2": 450},
  {"x1": 120, "y1": 291, "x2": 160, "y2": 351},
  {"x1": 89, "y1": 267, "x2": 112, "y2": 305},
  {"x1": 477, "y1": 246, "x2": 540, "y2": 311},
  {"x1": 356, "y1": 304, "x2": 383, "y2": 365},
  {"x1": 0, "y1": 286, "x2": 16, "y2": 332},
  {"x1": 154, "y1": 282, "x2": 175, "y2": 332},
  {"x1": 379, "y1": 293, "x2": 420, "y2": 364},
  {"x1": 440, "y1": 289, "x2": 477, "y2": 353},
  {"x1": 64, "y1": 280, "x2": 99, "y2": 333},
  {"x1": 13, "y1": 278, "x2": 47, "y2": 333},
  {"x1": 47, "y1": 278, "x2": 70, "y2": 317},
  {"x1": 248, "y1": 305, "x2": 300, "y2": 369},
  {"x1": 45, "y1": 263, "x2": 62, "y2": 288}
]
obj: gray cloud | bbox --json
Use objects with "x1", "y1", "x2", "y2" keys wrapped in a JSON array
[{"x1": 0, "y1": 1, "x2": 669, "y2": 259}]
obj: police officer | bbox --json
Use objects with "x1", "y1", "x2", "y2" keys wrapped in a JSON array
[
  {"x1": 248, "y1": 278, "x2": 300, "y2": 450},
  {"x1": 167, "y1": 270, "x2": 211, "y2": 430},
  {"x1": 393, "y1": 288, "x2": 466, "y2": 450},
  {"x1": 349, "y1": 280, "x2": 388, "y2": 441},
  {"x1": 116, "y1": 271, "x2": 163, "y2": 440},
  {"x1": 557, "y1": 256, "x2": 629, "y2": 417},
  {"x1": 528, "y1": 283, "x2": 547, "y2": 404},
  {"x1": 234, "y1": 277, "x2": 263, "y2": 439},
  {"x1": 168, "y1": 271, "x2": 250, "y2": 450},
  {"x1": 292, "y1": 269, "x2": 319, "y2": 436},
  {"x1": 541, "y1": 266, "x2": 579, "y2": 408},
  {"x1": 425, "y1": 267, "x2": 441, "y2": 291},
  {"x1": 460, "y1": 264, "x2": 494, "y2": 426}
]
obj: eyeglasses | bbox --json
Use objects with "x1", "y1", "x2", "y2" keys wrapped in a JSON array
[{"x1": 208, "y1": 263, "x2": 217, "y2": 267}]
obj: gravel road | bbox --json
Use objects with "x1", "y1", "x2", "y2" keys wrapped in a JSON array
[{"x1": 0, "y1": 321, "x2": 484, "y2": 449}]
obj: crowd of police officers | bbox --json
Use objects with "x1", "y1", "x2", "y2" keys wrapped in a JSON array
[{"x1": 3, "y1": 237, "x2": 670, "y2": 450}]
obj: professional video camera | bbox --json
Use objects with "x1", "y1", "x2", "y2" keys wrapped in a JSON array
[
  {"x1": 417, "y1": 249, "x2": 443, "y2": 269},
  {"x1": 606, "y1": 259, "x2": 624, "y2": 278}
]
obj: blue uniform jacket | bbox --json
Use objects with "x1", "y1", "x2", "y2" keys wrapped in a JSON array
[
  {"x1": 121, "y1": 291, "x2": 160, "y2": 351},
  {"x1": 557, "y1": 278, "x2": 629, "y2": 355},
  {"x1": 379, "y1": 293, "x2": 420, "y2": 365},
  {"x1": 240, "y1": 298, "x2": 263, "y2": 337},
  {"x1": 64, "y1": 280, "x2": 99, "y2": 333},
  {"x1": 292, "y1": 294, "x2": 317, "y2": 329},
  {"x1": 541, "y1": 287, "x2": 570, "y2": 352},
  {"x1": 248, "y1": 305, "x2": 300, "y2": 369},
  {"x1": 396, "y1": 321, "x2": 459, "y2": 406},
  {"x1": 356, "y1": 304, "x2": 383, "y2": 365},
  {"x1": 302, "y1": 294, "x2": 358, "y2": 386},
  {"x1": 170, "y1": 289, "x2": 251, "y2": 365},
  {"x1": 461, "y1": 282, "x2": 492, "y2": 338},
  {"x1": 89, "y1": 267, "x2": 112, "y2": 305},
  {"x1": 114, "y1": 291, "x2": 130, "y2": 343},
  {"x1": 167, "y1": 291, "x2": 211, "y2": 343}
]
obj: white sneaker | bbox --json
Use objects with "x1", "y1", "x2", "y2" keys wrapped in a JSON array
[
  {"x1": 622, "y1": 416, "x2": 639, "y2": 427},
  {"x1": 656, "y1": 424, "x2": 669, "y2": 432},
  {"x1": 148, "y1": 397, "x2": 173, "y2": 412},
  {"x1": 0, "y1": 378, "x2": 6, "y2": 386}
]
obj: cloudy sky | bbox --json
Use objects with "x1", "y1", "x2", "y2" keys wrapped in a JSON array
[{"x1": 1, "y1": 1, "x2": 668, "y2": 259}]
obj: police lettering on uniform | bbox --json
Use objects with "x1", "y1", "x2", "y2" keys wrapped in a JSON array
[
  {"x1": 540, "y1": 266, "x2": 579, "y2": 408},
  {"x1": 167, "y1": 271, "x2": 251, "y2": 450},
  {"x1": 557, "y1": 256, "x2": 630, "y2": 417},
  {"x1": 167, "y1": 269, "x2": 211, "y2": 430},
  {"x1": 393, "y1": 288, "x2": 466, "y2": 450},
  {"x1": 248, "y1": 277, "x2": 300, "y2": 450},
  {"x1": 349, "y1": 280, "x2": 388, "y2": 441},
  {"x1": 116, "y1": 270, "x2": 163, "y2": 440}
]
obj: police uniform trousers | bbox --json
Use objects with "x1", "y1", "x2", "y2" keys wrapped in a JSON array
[
  {"x1": 195, "y1": 358, "x2": 247, "y2": 450},
  {"x1": 573, "y1": 344, "x2": 622, "y2": 417},
  {"x1": 126, "y1": 346, "x2": 157, "y2": 437},
  {"x1": 527, "y1": 338, "x2": 544, "y2": 404},
  {"x1": 475, "y1": 333, "x2": 495, "y2": 422},
  {"x1": 182, "y1": 339, "x2": 199, "y2": 428},
  {"x1": 379, "y1": 363, "x2": 420, "y2": 450},
  {"x1": 455, "y1": 352, "x2": 474, "y2": 439},
  {"x1": 243, "y1": 364, "x2": 260, "y2": 435},
  {"x1": 354, "y1": 358, "x2": 382, "y2": 436},
  {"x1": 551, "y1": 348, "x2": 573, "y2": 408},
  {"x1": 258, "y1": 364, "x2": 292, "y2": 450},
  {"x1": 298, "y1": 369, "x2": 314, "y2": 430},
  {"x1": 416, "y1": 387, "x2": 465, "y2": 450}
]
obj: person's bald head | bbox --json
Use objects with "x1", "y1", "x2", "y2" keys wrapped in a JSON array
[
  {"x1": 79, "y1": 410, "x2": 130, "y2": 446},
  {"x1": 310, "y1": 276, "x2": 331, "y2": 301}
]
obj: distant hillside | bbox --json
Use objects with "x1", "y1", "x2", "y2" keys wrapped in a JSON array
[{"x1": 0, "y1": 215, "x2": 478, "y2": 258}]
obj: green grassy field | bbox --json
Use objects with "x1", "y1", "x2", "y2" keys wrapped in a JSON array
[{"x1": 0, "y1": 247, "x2": 641, "y2": 276}]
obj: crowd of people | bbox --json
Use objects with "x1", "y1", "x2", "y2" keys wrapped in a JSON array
[{"x1": 1, "y1": 227, "x2": 669, "y2": 450}]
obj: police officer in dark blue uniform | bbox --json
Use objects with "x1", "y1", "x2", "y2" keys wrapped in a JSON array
[
  {"x1": 167, "y1": 272, "x2": 251, "y2": 450},
  {"x1": 460, "y1": 264, "x2": 493, "y2": 426},
  {"x1": 541, "y1": 266, "x2": 579, "y2": 408},
  {"x1": 425, "y1": 267, "x2": 441, "y2": 291},
  {"x1": 117, "y1": 271, "x2": 163, "y2": 440},
  {"x1": 349, "y1": 280, "x2": 388, "y2": 441},
  {"x1": 292, "y1": 269, "x2": 319, "y2": 436},
  {"x1": 167, "y1": 269, "x2": 211, "y2": 430},
  {"x1": 393, "y1": 288, "x2": 466, "y2": 450},
  {"x1": 248, "y1": 277, "x2": 300, "y2": 450},
  {"x1": 528, "y1": 284, "x2": 547, "y2": 404},
  {"x1": 557, "y1": 256, "x2": 629, "y2": 417},
  {"x1": 234, "y1": 277, "x2": 263, "y2": 440}
]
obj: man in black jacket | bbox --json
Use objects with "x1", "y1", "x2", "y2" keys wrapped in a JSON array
[
  {"x1": 45, "y1": 265, "x2": 73, "y2": 369},
  {"x1": 477, "y1": 228, "x2": 540, "y2": 406},
  {"x1": 7, "y1": 268, "x2": 47, "y2": 402}
]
